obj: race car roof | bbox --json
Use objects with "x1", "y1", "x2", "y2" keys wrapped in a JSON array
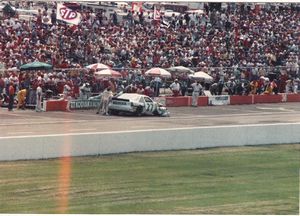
[{"x1": 117, "y1": 93, "x2": 143, "y2": 102}]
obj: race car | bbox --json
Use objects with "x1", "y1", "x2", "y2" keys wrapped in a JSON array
[{"x1": 108, "y1": 93, "x2": 169, "y2": 117}]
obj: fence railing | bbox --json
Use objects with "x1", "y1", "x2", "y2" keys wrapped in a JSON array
[{"x1": 0, "y1": 65, "x2": 299, "y2": 76}]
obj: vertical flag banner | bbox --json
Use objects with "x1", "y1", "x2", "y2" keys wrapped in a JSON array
[
  {"x1": 132, "y1": 2, "x2": 143, "y2": 13},
  {"x1": 57, "y1": 3, "x2": 82, "y2": 25},
  {"x1": 153, "y1": 5, "x2": 161, "y2": 20}
]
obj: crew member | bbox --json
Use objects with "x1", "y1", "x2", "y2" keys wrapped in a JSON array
[
  {"x1": 136, "y1": 85, "x2": 145, "y2": 94},
  {"x1": 63, "y1": 82, "x2": 72, "y2": 111},
  {"x1": 36, "y1": 84, "x2": 43, "y2": 112},
  {"x1": 17, "y1": 88, "x2": 27, "y2": 110},
  {"x1": 169, "y1": 79, "x2": 181, "y2": 97},
  {"x1": 191, "y1": 80, "x2": 202, "y2": 107},
  {"x1": 101, "y1": 87, "x2": 113, "y2": 116},
  {"x1": 8, "y1": 82, "x2": 15, "y2": 111}
]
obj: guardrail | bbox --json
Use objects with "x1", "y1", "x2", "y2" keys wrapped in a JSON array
[
  {"x1": 43, "y1": 93, "x2": 300, "y2": 111},
  {"x1": 1, "y1": 123, "x2": 300, "y2": 161}
]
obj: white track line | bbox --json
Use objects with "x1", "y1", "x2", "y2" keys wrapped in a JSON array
[{"x1": 68, "y1": 128, "x2": 97, "y2": 132}]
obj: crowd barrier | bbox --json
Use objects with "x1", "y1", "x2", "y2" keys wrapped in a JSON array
[
  {"x1": 165, "y1": 93, "x2": 300, "y2": 107},
  {"x1": 45, "y1": 99, "x2": 68, "y2": 111},
  {"x1": 230, "y1": 95, "x2": 253, "y2": 105},
  {"x1": 43, "y1": 93, "x2": 300, "y2": 111},
  {"x1": 1, "y1": 123, "x2": 300, "y2": 161},
  {"x1": 253, "y1": 94, "x2": 284, "y2": 104},
  {"x1": 286, "y1": 94, "x2": 300, "y2": 102}
]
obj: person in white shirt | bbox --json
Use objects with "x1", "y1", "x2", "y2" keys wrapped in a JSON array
[
  {"x1": 63, "y1": 83, "x2": 72, "y2": 111},
  {"x1": 191, "y1": 80, "x2": 202, "y2": 107},
  {"x1": 169, "y1": 79, "x2": 181, "y2": 97},
  {"x1": 101, "y1": 87, "x2": 113, "y2": 116},
  {"x1": 36, "y1": 84, "x2": 43, "y2": 112}
]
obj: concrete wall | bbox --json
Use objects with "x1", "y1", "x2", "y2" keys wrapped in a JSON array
[{"x1": 1, "y1": 123, "x2": 300, "y2": 161}]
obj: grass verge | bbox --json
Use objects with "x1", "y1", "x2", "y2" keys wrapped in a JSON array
[{"x1": 0, "y1": 144, "x2": 299, "y2": 214}]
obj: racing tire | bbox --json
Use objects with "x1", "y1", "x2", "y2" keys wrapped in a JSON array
[
  {"x1": 135, "y1": 106, "x2": 143, "y2": 116},
  {"x1": 109, "y1": 109, "x2": 119, "y2": 116},
  {"x1": 153, "y1": 110, "x2": 160, "y2": 116}
]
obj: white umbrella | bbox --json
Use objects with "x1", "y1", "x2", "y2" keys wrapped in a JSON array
[
  {"x1": 186, "y1": 9, "x2": 204, "y2": 14},
  {"x1": 86, "y1": 63, "x2": 110, "y2": 71},
  {"x1": 189, "y1": 71, "x2": 213, "y2": 82},
  {"x1": 168, "y1": 66, "x2": 194, "y2": 74},
  {"x1": 145, "y1": 67, "x2": 171, "y2": 78},
  {"x1": 94, "y1": 69, "x2": 122, "y2": 78}
]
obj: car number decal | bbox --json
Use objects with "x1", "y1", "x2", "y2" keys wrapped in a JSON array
[{"x1": 146, "y1": 103, "x2": 154, "y2": 112}]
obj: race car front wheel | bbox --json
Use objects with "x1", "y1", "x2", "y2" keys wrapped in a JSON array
[
  {"x1": 108, "y1": 109, "x2": 119, "y2": 115},
  {"x1": 135, "y1": 106, "x2": 143, "y2": 116}
]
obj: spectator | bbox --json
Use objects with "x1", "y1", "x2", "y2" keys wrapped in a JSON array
[
  {"x1": 169, "y1": 79, "x2": 181, "y2": 96},
  {"x1": 0, "y1": 2, "x2": 298, "y2": 100}
]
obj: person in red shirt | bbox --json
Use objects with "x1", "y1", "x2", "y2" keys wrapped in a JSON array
[{"x1": 8, "y1": 82, "x2": 15, "y2": 111}]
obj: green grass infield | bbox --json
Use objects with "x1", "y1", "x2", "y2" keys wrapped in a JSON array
[{"x1": 0, "y1": 144, "x2": 299, "y2": 214}]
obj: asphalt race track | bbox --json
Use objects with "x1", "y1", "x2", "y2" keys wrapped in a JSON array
[{"x1": 1, "y1": 102, "x2": 300, "y2": 138}]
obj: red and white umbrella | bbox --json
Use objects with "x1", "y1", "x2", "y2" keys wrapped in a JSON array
[
  {"x1": 86, "y1": 63, "x2": 110, "y2": 71},
  {"x1": 94, "y1": 69, "x2": 122, "y2": 78},
  {"x1": 167, "y1": 66, "x2": 194, "y2": 74},
  {"x1": 145, "y1": 67, "x2": 171, "y2": 78}
]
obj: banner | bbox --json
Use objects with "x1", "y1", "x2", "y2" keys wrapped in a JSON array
[
  {"x1": 132, "y1": 2, "x2": 143, "y2": 13},
  {"x1": 153, "y1": 5, "x2": 161, "y2": 20},
  {"x1": 208, "y1": 95, "x2": 230, "y2": 106},
  {"x1": 69, "y1": 99, "x2": 100, "y2": 110},
  {"x1": 56, "y1": 3, "x2": 82, "y2": 25}
]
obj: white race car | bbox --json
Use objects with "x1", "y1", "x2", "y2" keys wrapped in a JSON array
[{"x1": 108, "y1": 93, "x2": 169, "y2": 117}]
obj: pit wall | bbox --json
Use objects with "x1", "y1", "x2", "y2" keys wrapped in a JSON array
[
  {"x1": 44, "y1": 93, "x2": 300, "y2": 111},
  {"x1": 165, "y1": 93, "x2": 300, "y2": 107},
  {"x1": 1, "y1": 123, "x2": 300, "y2": 161}
]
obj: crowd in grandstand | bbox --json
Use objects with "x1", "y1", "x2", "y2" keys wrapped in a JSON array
[{"x1": 0, "y1": 2, "x2": 299, "y2": 109}]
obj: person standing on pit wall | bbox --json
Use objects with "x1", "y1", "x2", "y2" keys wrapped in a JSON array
[
  {"x1": 169, "y1": 79, "x2": 181, "y2": 97},
  {"x1": 35, "y1": 83, "x2": 43, "y2": 112},
  {"x1": 8, "y1": 82, "x2": 15, "y2": 111},
  {"x1": 101, "y1": 87, "x2": 113, "y2": 116},
  {"x1": 191, "y1": 80, "x2": 202, "y2": 107},
  {"x1": 17, "y1": 88, "x2": 27, "y2": 110}
]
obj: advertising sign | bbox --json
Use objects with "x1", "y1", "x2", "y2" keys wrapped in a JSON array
[
  {"x1": 70, "y1": 99, "x2": 100, "y2": 110},
  {"x1": 208, "y1": 95, "x2": 230, "y2": 106}
]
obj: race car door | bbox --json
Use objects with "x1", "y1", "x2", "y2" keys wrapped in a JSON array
[{"x1": 144, "y1": 96, "x2": 156, "y2": 114}]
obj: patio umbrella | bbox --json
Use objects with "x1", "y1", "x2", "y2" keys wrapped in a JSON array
[
  {"x1": 86, "y1": 63, "x2": 110, "y2": 71},
  {"x1": 189, "y1": 71, "x2": 213, "y2": 82},
  {"x1": 167, "y1": 66, "x2": 194, "y2": 74},
  {"x1": 94, "y1": 69, "x2": 122, "y2": 78},
  {"x1": 6, "y1": 67, "x2": 19, "y2": 72},
  {"x1": 145, "y1": 67, "x2": 171, "y2": 78},
  {"x1": 20, "y1": 61, "x2": 53, "y2": 71}
]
